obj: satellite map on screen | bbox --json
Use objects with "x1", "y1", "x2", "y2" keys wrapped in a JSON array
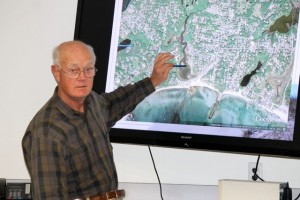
[{"x1": 108, "y1": 0, "x2": 300, "y2": 140}]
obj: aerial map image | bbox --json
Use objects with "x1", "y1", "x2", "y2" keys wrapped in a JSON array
[{"x1": 107, "y1": 0, "x2": 300, "y2": 140}]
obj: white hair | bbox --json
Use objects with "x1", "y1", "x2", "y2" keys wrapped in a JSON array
[{"x1": 52, "y1": 41, "x2": 96, "y2": 66}]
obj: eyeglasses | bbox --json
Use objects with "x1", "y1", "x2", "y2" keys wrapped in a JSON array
[{"x1": 57, "y1": 65, "x2": 98, "y2": 79}]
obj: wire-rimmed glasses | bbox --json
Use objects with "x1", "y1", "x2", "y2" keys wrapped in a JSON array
[{"x1": 57, "y1": 65, "x2": 97, "y2": 79}]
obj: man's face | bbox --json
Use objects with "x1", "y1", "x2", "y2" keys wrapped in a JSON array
[{"x1": 53, "y1": 43, "x2": 95, "y2": 105}]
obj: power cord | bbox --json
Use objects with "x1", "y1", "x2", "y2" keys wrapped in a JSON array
[
  {"x1": 252, "y1": 155, "x2": 296, "y2": 200},
  {"x1": 252, "y1": 154, "x2": 264, "y2": 181},
  {"x1": 148, "y1": 145, "x2": 164, "y2": 200}
]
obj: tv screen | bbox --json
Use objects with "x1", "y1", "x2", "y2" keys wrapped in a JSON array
[{"x1": 74, "y1": 0, "x2": 300, "y2": 158}]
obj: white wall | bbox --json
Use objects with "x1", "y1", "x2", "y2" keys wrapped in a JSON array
[{"x1": 1, "y1": 0, "x2": 300, "y2": 190}]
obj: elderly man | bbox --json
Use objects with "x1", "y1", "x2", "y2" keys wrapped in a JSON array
[{"x1": 22, "y1": 40, "x2": 174, "y2": 200}]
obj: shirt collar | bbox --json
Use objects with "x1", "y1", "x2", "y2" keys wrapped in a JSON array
[{"x1": 52, "y1": 87, "x2": 92, "y2": 117}]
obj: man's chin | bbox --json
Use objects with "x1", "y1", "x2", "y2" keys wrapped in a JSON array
[
  {"x1": 75, "y1": 87, "x2": 91, "y2": 94},
  {"x1": 73, "y1": 91, "x2": 91, "y2": 100}
]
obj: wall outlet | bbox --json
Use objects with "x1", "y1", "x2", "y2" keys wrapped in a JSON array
[{"x1": 248, "y1": 162, "x2": 263, "y2": 181}]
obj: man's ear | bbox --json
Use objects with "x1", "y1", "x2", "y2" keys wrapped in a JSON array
[{"x1": 51, "y1": 65, "x2": 60, "y2": 83}]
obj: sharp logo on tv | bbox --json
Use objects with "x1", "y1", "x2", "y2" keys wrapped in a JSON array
[{"x1": 181, "y1": 136, "x2": 193, "y2": 140}]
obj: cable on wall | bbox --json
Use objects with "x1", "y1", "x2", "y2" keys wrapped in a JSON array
[
  {"x1": 252, "y1": 154, "x2": 264, "y2": 181},
  {"x1": 148, "y1": 145, "x2": 164, "y2": 200}
]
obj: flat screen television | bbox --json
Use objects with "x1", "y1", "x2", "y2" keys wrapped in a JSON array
[{"x1": 74, "y1": 0, "x2": 300, "y2": 158}]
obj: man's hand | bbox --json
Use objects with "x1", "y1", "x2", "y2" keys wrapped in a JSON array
[{"x1": 150, "y1": 52, "x2": 175, "y2": 87}]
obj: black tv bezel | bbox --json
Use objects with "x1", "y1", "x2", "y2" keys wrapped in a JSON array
[{"x1": 74, "y1": 0, "x2": 300, "y2": 158}]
